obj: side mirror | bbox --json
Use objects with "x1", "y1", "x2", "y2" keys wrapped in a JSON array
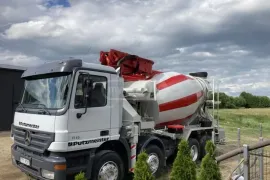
[{"x1": 77, "y1": 76, "x2": 93, "y2": 119}]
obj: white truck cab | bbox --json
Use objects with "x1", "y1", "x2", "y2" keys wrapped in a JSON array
[
  {"x1": 11, "y1": 59, "x2": 128, "y2": 180},
  {"x1": 11, "y1": 58, "x2": 225, "y2": 180}
]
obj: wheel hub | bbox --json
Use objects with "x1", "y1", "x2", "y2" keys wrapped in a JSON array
[
  {"x1": 191, "y1": 145, "x2": 198, "y2": 161},
  {"x1": 98, "y1": 161, "x2": 119, "y2": 180},
  {"x1": 147, "y1": 153, "x2": 159, "y2": 174}
]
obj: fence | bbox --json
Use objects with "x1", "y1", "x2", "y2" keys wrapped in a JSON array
[{"x1": 216, "y1": 124, "x2": 270, "y2": 180}]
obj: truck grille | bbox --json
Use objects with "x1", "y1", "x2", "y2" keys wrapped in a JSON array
[{"x1": 12, "y1": 125, "x2": 55, "y2": 154}]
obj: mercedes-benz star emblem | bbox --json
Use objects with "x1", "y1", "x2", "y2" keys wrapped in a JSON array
[{"x1": 25, "y1": 131, "x2": 31, "y2": 146}]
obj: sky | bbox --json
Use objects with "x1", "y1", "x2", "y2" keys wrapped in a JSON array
[{"x1": 0, "y1": 0, "x2": 270, "y2": 96}]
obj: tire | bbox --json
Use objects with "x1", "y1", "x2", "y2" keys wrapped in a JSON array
[
  {"x1": 199, "y1": 134, "x2": 212, "y2": 159},
  {"x1": 188, "y1": 138, "x2": 201, "y2": 163},
  {"x1": 144, "y1": 145, "x2": 165, "y2": 178},
  {"x1": 92, "y1": 150, "x2": 124, "y2": 180}
]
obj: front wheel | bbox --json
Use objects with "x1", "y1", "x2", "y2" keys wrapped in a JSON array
[{"x1": 92, "y1": 150, "x2": 124, "y2": 180}]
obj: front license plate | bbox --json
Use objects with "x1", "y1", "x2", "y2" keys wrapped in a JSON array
[{"x1": 20, "y1": 157, "x2": 30, "y2": 166}]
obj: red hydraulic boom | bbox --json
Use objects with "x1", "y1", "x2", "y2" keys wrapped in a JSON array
[{"x1": 99, "y1": 49, "x2": 161, "y2": 81}]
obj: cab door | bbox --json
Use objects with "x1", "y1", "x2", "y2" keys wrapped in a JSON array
[{"x1": 67, "y1": 70, "x2": 111, "y2": 149}]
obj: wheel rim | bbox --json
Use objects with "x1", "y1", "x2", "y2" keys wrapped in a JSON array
[
  {"x1": 98, "y1": 161, "x2": 119, "y2": 180},
  {"x1": 147, "y1": 153, "x2": 159, "y2": 174},
  {"x1": 190, "y1": 145, "x2": 199, "y2": 161}
]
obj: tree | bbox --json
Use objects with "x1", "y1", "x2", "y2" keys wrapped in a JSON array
[
  {"x1": 133, "y1": 151, "x2": 154, "y2": 180},
  {"x1": 208, "y1": 91, "x2": 270, "y2": 109},
  {"x1": 240, "y1": 91, "x2": 257, "y2": 108},
  {"x1": 217, "y1": 92, "x2": 230, "y2": 109},
  {"x1": 258, "y1": 96, "x2": 270, "y2": 108},
  {"x1": 225, "y1": 96, "x2": 237, "y2": 109},
  {"x1": 74, "y1": 171, "x2": 87, "y2": 180},
  {"x1": 170, "y1": 140, "x2": 197, "y2": 180},
  {"x1": 234, "y1": 96, "x2": 246, "y2": 108},
  {"x1": 199, "y1": 141, "x2": 222, "y2": 180}
]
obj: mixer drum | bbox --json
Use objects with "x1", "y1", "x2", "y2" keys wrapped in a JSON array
[{"x1": 151, "y1": 72, "x2": 207, "y2": 126}]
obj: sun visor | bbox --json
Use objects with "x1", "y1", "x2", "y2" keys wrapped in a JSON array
[{"x1": 22, "y1": 59, "x2": 82, "y2": 79}]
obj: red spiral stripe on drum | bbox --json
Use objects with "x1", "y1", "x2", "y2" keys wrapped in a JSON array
[
  {"x1": 159, "y1": 90, "x2": 204, "y2": 112},
  {"x1": 156, "y1": 74, "x2": 192, "y2": 90},
  {"x1": 156, "y1": 115, "x2": 193, "y2": 127}
]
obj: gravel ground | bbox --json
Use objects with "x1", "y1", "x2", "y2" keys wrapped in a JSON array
[{"x1": 0, "y1": 132, "x2": 27, "y2": 180}]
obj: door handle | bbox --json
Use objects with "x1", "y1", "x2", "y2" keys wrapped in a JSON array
[{"x1": 100, "y1": 130, "x2": 109, "y2": 136}]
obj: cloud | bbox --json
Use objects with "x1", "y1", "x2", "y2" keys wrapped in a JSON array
[
  {"x1": 0, "y1": 49, "x2": 43, "y2": 66},
  {"x1": 1, "y1": 0, "x2": 270, "y2": 96},
  {"x1": 0, "y1": 0, "x2": 47, "y2": 27}
]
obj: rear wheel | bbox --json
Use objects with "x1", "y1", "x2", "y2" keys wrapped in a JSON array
[
  {"x1": 199, "y1": 134, "x2": 212, "y2": 159},
  {"x1": 92, "y1": 150, "x2": 124, "y2": 180},
  {"x1": 188, "y1": 138, "x2": 200, "y2": 163},
  {"x1": 144, "y1": 145, "x2": 164, "y2": 178}
]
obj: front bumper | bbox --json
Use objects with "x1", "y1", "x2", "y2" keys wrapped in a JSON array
[{"x1": 11, "y1": 144, "x2": 66, "y2": 180}]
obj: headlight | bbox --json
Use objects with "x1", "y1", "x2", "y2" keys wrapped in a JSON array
[{"x1": 41, "y1": 169, "x2": 54, "y2": 179}]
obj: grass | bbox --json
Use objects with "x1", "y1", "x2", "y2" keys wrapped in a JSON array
[
  {"x1": 218, "y1": 108, "x2": 270, "y2": 127},
  {"x1": 216, "y1": 108, "x2": 270, "y2": 141}
]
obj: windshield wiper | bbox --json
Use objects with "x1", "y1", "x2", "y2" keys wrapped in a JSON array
[
  {"x1": 16, "y1": 103, "x2": 27, "y2": 112},
  {"x1": 31, "y1": 103, "x2": 51, "y2": 115}
]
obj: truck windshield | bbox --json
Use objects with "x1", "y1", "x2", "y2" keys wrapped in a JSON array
[{"x1": 21, "y1": 74, "x2": 72, "y2": 109}]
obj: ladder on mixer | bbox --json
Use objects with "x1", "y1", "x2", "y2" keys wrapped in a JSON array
[{"x1": 206, "y1": 78, "x2": 221, "y2": 128}]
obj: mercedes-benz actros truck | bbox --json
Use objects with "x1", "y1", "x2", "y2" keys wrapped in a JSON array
[{"x1": 11, "y1": 49, "x2": 225, "y2": 180}]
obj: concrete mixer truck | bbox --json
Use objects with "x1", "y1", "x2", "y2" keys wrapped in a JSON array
[{"x1": 10, "y1": 49, "x2": 225, "y2": 180}]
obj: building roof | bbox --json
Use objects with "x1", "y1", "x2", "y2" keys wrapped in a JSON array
[{"x1": 0, "y1": 64, "x2": 27, "y2": 71}]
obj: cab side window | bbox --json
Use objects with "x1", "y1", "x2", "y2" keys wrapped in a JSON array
[{"x1": 74, "y1": 74, "x2": 107, "y2": 108}]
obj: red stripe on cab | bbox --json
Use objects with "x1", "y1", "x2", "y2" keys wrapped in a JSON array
[{"x1": 156, "y1": 74, "x2": 192, "y2": 90}]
